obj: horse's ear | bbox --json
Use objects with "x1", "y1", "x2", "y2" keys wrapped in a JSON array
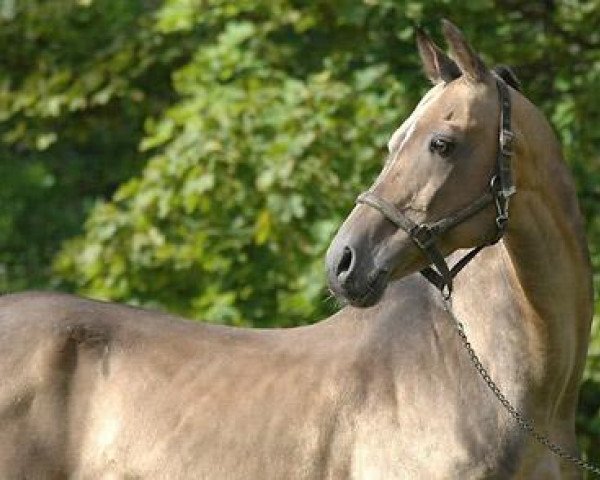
[
  {"x1": 441, "y1": 19, "x2": 489, "y2": 83},
  {"x1": 416, "y1": 27, "x2": 460, "y2": 84}
]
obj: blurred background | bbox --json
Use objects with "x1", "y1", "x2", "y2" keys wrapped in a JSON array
[{"x1": 1, "y1": 0, "x2": 599, "y2": 465}]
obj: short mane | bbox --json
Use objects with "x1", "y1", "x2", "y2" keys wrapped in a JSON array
[{"x1": 492, "y1": 65, "x2": 522, "y2": 91}]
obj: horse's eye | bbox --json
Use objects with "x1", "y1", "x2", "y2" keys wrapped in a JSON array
[{"x1": 429, "y1": 137, "x2": 454, "y2": 157}]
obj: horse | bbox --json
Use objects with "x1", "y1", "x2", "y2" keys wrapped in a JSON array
[
  {"x1": 0, "y1": 20, "x2": 592, "y2": 479},
  {"x1": 325, "y1": 20, "x2": 592, "y2": 479}
]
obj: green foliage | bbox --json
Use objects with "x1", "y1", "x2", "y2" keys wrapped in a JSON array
[
  {"x1": 2, "y1": 0, "x2": 600, "y2": 464},
  {"x1": 0, "y1": 0, "x2": 195, "y2": 290},
  {"x1": 56, "y1": 16, "x2": 405, "y2": 325}
]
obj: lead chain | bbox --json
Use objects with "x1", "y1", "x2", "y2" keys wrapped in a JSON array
[{"x1": 441, "y1": 297, "x2": 600, "y2": 477}]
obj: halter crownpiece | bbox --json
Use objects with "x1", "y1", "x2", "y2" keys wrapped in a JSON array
[{"x1": 356, "y1": 76, "x2": 516, "y2": 299}]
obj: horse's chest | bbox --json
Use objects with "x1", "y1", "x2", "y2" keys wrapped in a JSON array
[
  {"x1": 345, "y1": 366, "x2": 526, "y2": 479},
  {"x1": 349, "y1": 422, "x2": 521, "y2": 480}
]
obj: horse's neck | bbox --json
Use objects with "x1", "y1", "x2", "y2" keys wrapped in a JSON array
[
  {"x1": 504, "y1": 101, "x2": 592, "y2": 357},
  {"x1": 453, "y1": 103, "x2": 593, "y2": 422},
  {"x1": 504, "y1": 179, "x2": 592, "y2": 339}
]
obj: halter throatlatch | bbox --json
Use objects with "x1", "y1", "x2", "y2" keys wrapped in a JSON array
[{"x1": 356, "y1": 77, "x2": 516, "y2": 299}]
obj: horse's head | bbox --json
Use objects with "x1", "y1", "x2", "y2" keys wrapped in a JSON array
[{"x1": 327, "y1": 20, "x2": 520, "y2": 307}]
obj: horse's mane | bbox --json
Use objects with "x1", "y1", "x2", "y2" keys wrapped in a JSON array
[{"x1": 492, "y1": 65, "x2": 522, "y2": 92}]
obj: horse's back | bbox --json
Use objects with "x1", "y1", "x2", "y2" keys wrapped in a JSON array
[{"x1": 0, "y1": 292, "x2": 366, "y2": 478}]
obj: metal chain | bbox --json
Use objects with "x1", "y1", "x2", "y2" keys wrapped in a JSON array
[{"x1": 441, "y1": 296, "x2": 600, "y2": 477}]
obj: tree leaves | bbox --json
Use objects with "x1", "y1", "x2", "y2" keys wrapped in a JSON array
[{"x1": 55, "y1": 15, "x2": 404, "y2": 326}]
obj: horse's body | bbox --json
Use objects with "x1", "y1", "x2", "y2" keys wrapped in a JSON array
[
  {"x1": 0, "y1": 21, "x2": 592, "y2": 479},
  {"x1": 0, "y1": 258, "x2": 577, "y2": 479}
]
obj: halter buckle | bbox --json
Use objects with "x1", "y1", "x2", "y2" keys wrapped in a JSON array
[
  {"x1": 500, "y1": 185, "x2": 516, "y2": 200},
  {"x1": 411, "y1": 225, "x2": 435, "y2": 249},
  {"x1": 490, "y1": 175, "x2": 515, "y2": 200},
  {"x1": 500, "y1": 128, "x2": 514, "y2": 156}
]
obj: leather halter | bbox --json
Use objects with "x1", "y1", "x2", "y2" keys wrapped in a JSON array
[{"x1": 356, "y1": 77, "x2": 516, "y2": 299}]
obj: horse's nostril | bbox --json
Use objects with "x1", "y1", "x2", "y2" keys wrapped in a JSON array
[{"x1": 336, "y1": 246, "x2": 355, "y2": 278}]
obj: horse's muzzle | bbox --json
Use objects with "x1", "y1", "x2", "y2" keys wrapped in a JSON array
[{"x1": 326, "y1": 242, "x2": 390, "y2": 307}]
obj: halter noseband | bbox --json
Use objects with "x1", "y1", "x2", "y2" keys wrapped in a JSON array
[{"x1": 356, "y1": 77, "x2": 516, "y2": 299}]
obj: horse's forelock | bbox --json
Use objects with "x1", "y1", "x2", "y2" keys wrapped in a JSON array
[{"x1": 442, "y1": 66, "x2": 521, "y2": 92}]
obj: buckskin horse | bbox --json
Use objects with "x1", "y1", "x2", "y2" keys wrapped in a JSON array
[{"x1": 0, "y1": 20, "x2": 593, "y2": 479}]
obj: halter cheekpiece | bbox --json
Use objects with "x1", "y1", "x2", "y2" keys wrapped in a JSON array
[{"x1": 356, "y1": 77, "x2": 516, "y2": 299}]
